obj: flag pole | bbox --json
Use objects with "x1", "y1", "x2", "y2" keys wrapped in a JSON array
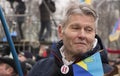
[{"x1": 0, "y1": 6, "x2": 23, "y2": 76}]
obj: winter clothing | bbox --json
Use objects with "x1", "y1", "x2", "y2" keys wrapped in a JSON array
[
  {"x1": 39, "y1": 0, "x2": 56, "y2": 41},
  {"x1": 28, "y1": 35, "x2": 113, "y2": 76},
  {"x1": 0, "y1": 57, "x2": 18, "y2": 73},
  {"x1": 15, "y1": 0, "x2": 26, "y2": 39},
  {"x1": 39, "y1": 0, "x2": 56, "y2": 21}
]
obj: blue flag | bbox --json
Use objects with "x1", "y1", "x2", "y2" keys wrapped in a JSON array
[{"x1": 73, "y1": 52, "x2": 104, "y2": 76}]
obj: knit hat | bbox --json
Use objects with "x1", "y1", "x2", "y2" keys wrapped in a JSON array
[
  {"x1": 19, "y1": 51, "x2": 33, "y2": 59},
  {"x1": 0, "y1": 56, "x2": 18, "y2": 73}
]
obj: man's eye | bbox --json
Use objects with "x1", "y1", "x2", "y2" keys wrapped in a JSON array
[
  {"x1": 72, "y1": 27, "x2": 79, "y2": 29},
  {"x1": 71, "y1": 25, "x2": 80, "y2": 29},
  {"x1": 85, "y1": 28, "x2": 93, "y2": 32}
]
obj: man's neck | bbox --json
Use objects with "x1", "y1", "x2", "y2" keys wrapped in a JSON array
[
  {"x1": 64, "y1": 50, "x2": 75, "y2": 62},
  {"x1": 60, "y1": 46, "x2": 75, "y2": 65}
]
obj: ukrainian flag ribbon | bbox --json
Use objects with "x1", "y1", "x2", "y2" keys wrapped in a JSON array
[
  {"x1": 73, "y1": 52, "x2": 104, "y2": 76},
  {"x1": 109, "y1": 18, "x2": 120, "y2": 42}
]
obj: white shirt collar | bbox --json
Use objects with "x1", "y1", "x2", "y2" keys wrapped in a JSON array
[
  {"x1": 92, "y1": 38, "x2": 98, "y2": 49},
  {"x1": 60, "y1": 46, "x2": 74, "y2": 65}
]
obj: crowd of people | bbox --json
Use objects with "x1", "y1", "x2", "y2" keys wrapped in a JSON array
[
  {"x1": 1, "y1": 0, "x2": 56, "y2": 42},
  {"x1": 107, "y1": 56, "x2": 120, "y2": 76},
  {"x1": 0, "y1": 44, "x2": 51, "y2": 76},
  {"x1": 1, "y1": 0, "x2": 120, "y2": 76}
]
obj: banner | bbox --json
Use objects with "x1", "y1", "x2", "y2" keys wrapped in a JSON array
[{"x1": 107, "y1": 48, "x2": 120, "y2": 54}]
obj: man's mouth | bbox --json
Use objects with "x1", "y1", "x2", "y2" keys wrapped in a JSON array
[{"x1": 75, "y1": 42, "x2": 86, "y2": 45}]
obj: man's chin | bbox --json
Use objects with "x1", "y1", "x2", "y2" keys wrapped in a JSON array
[
  {"x1": 73, "y1": 51, "x2": 86, "y2": 57},
  {"x1": 76, "y1": 49, "x2": 88, "y2": 54}
]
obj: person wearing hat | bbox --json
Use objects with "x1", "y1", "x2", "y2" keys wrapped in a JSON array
[
  {"x1": 0, "y1": 56, "x2": 18, "y2": 76},
  {"x1": 21, "y1": 58, "x2": 36, "y2": 75},
  {"x1": 18, "y1": 51, "x2": 33, "y2": 62}
]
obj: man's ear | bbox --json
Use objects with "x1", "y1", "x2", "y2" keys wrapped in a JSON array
[{"x1": 58, "y1": 24, "x2": 63, "y2": 39}]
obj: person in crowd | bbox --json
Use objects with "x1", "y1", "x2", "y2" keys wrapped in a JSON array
[
  {"x1": 116, "y1": 56, "x2": 120, "y2": 63},
  {"x1": 38, "y1": 0, "x2": 56, "y2": 42},
  {"x1": 115, "y1": 60, "x2": 120, "y2": 76},
  {"x1": 0, "y1": 56, "x2": 18, "y2": 76},
  {"x1": 28, "y1": 2, "x2": 113, "y2": 76},
  {"x1": 21, "y1": 59, "x2": 36, "y2": 76},
  {"x1": 35, "y1": 45, "x2": 48, "y2": 61},
  {"x1": 18, "y1": 51, "x2": 33, "y2": 62},
  {"x1": 108, "y1": 59, "x2": 116, "y2": 67},
  {"x1": 15, "y1": 0, "x2": 26, "y2": 39},
  {"x1": 18, "y1": 51, "x2": 36, "y2": 75}
]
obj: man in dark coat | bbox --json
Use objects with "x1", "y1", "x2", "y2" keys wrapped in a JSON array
[
  {"x1": 15, "y1": 0, "x2": 26, "y2": 39},
  {"x1": 28, "y1": 3, "x2": 113, "y2": 76},
  {"x1": 38, "y1": 0, "x2": 56, "y2": 42}
]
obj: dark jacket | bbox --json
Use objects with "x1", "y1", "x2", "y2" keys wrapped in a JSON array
[
  {"x1": 39, "y1": 0, "x2": 56, "y2": 21},
  {"x1": 28, "y1": 35, "x2": 113, "y2": 76},
  {"x1": 15, "y1": 0, "x2": 26, "y2": 23}
]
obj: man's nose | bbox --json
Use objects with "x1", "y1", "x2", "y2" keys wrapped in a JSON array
[{"x1": 78, "y1": 29, "x2": 86, "y2": 38}]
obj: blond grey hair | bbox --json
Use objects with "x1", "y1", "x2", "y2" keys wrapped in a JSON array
[{"x1": 60, "y1": 2, "x2": 98, "y2": 28}]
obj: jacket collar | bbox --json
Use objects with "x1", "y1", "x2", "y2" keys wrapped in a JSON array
[{"x1": 51, "y1": 35, "x2": 108, "y2": 64}]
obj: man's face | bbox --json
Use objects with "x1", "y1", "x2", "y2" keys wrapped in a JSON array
[
  {"x1": 0, "y1": 63, "x2": 7, "y2": 76},
  {"x1": 0, "y1": 63, "x2": 13, "y2": 76},
  {"x1": 58, "y1": 14, "x2": 96, "y2": 56},
  {"x1": 18, "y1": 54, "x2": 26, "y2": 62}
]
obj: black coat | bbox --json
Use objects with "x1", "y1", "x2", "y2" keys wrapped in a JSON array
[
  {"x1": 15, "y1": 1, "x2": 26, "y2": 23},
  {"x1": 28, "y1": 35, "x2": 113, "y2": 76},
  {"x1": 39, "y1": 0, "x2": 56, "y2": 21}
]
